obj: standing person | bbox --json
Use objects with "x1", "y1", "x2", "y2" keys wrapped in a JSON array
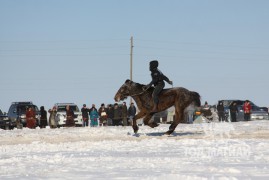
[
  {"x1": 167, "y1": 108, "x2": 175, "y2": 124},
  {"x1": 243, "y1": 100, "x2": 252, "y2": 121},
  {"x1": 89, "y1": 104, "x2": 96, "y2": 113},
  {"x1": 112, "y1": 103, "x2": 122, "y2": 126},
  {"x1": 98, "y1": 103, "x2": 108, "y2": 126},
  {"x1": 65, "y1": 105, "x2": 75, "y2": 127},
  {"x1": 203, "y1": 101, "x2": 210, "y2": 109},
  {"x1": 186, "y1": 103, "x2": 195, "y2": 124},
  {"x1": 142, "y1": 60, "x2": 173, "y2": 114},
  {"x1": 217, "y1": 101, "x2": 225, "y2": 122},
  {"x1": 89, "y1": 105, "x2": 99, "y2": 127},
  {"x1": 26, "y1": 107, "x2": 36, "y2": 129},
  {"x1": 107, "y1": 104, "x2": 114, "y2": 126},
  {"x1": 40, "y1": 106, "x2": 48, "y2": 128},
  {"x1": 81, "y1": 104, "x2": 90, "y2": 127},
  {"x1": 128, "y1": 102, "x2": 136, "y2": 126},
  {"x1": 48, "y1": 106, "x2": 57, "y2": 128},
  {"x1": 229, "y1": 102, "x2": 238, "y2": 122},
  {"x1": 121, "y1": 102, "x2": 128, "y2": 126}
]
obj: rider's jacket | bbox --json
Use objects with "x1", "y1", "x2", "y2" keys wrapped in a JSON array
[{"x1": 149, "y1": 68, "x2": 170, "y2": 87}]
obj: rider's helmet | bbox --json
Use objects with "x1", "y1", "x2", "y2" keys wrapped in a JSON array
[{"x1": 150, "y1": 60, "x2": 158, "y2": 71}]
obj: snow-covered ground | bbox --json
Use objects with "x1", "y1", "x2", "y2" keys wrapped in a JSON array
[{"x1": 0, "y1": 120, "x2": 269, "y2": 180}]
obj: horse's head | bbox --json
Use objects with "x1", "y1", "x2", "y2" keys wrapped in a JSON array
[{"x1": 114, "y1": 79, "x2": 141, "y2": 102}]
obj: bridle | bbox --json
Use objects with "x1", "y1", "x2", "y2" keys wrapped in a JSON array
[{"x1": 120, "y1": 84, "x2": 147, "y2": 98}]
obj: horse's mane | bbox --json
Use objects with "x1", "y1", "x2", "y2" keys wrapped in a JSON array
[{"x1": 132, "y1": 81, "x2": 155, "y2": 92}]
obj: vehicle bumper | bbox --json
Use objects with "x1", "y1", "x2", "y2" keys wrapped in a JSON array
[
  {"x1": 251, "y1": 115, "x2": 269, "y2": 120},
  {"x1": 0, "y1": 120, "x2": 12, "y2": 129}
]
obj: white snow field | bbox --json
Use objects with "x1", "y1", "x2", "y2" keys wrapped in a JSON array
[{"x1": 0, "y1": 120, "x2": 269, "y2": 180}]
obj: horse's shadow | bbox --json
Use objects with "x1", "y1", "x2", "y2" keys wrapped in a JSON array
[{"x1": 134, "y1": 131, "x2": 203, "y2": 137}]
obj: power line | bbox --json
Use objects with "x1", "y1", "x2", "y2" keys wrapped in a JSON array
[
  {"x1": 0, "y1": 39, "x2": 127, "y2": 43},
  {"x1": 135, "y1": 39, "x2": 268, "y2": 50}
]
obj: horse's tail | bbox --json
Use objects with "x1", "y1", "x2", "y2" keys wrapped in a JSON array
[{"x1": 191, "y1": 91, "x2": 201, "y2": 107}]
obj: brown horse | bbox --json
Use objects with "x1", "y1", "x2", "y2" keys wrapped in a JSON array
[{"x1": 114, "y1": 79, "x2": 201, "y2": 135}]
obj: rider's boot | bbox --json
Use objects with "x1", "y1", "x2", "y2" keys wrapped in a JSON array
[{"x1": 150, "y1": 103, "x2": 158, "y2": 115}]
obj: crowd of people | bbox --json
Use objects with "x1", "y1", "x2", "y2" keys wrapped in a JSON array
[
  {"x1": 216, "y1": 100, "x2": 253, "y2": 122},
  {"x1": 80, "y1": 102, "x2": 137, "y2": 127},
  {"x1": 21, "y1": 99, "x2": 268, "y2": 129},
  {"x1": 184, "y1": 100, "x2": 267, "y2": 124},
  {"x1": 24, "y1": 102, "x2": 137, "y2": 129}
]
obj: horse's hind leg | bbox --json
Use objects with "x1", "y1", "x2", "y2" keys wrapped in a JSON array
[
  {"x1": 165, "y1": 108, "x2": 184, "y2": 135},
  {"x1": 143, "y1": 114, "x2": 158, "y2": 128}
]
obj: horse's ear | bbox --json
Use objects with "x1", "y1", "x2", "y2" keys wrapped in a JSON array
[{"x1": 125, "y1": 79, "x2": 131, "y2": 84}]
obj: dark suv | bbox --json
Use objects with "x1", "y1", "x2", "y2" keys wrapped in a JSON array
[
  {"x1": 7, "y1": 102, "x2": 40, "y2": 128},
  {"x1": 0, "y1": 109, "x2": 12, "y2": 130}
]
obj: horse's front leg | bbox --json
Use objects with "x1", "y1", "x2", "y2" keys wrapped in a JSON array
[{"x1": 132, "y1": 112, "x2": 146, "y2": 133}]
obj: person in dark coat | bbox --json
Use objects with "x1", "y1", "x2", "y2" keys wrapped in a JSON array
[
  {"x1": 128, "y1": 102, "x2": 136, "y2": 126},
  {"x1": 112, "y1": 103, "x2": 122, "y2": 126},
  {"x1": 40, "y1": 106, "x2": 48, "y2": 128},
  {"x1": 217, "y1": 101, "x2": 225, "y2": 122},
  {"x1": 143, "y1": 60, "x2": 173, "y2": 114},
  {"x1": 65, "y1": 105, "x2": 75, "y2": 127},
  {"x1": 229, "y1": 102, "x2": 238, "y2": 122},
  {"x1": 81, "y1": 104, "x2": 90, "y2": 127},
  {"x1": 121, "y1": 102, "x2": 128, "y2": 126},
  {"x1": 98, "y1": 103, "x2": 108, "y2": 126},
  {"x1": 106, "y1": 104, "x2": 114, "y2": 126}
]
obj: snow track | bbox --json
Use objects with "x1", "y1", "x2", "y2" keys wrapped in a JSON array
[{"x1": 0, "y1": 121, "x2": 268, "y2": 179}]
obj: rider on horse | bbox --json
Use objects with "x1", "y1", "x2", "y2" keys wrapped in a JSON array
[{"x1": 143, "y1": 60, "x2": 173, "y2": 114}]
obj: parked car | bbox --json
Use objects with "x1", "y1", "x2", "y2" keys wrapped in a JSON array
[
  {"x1": 238, "y1": 105, "x2": 268, "y2": 120},
  {"x1": 259, "y1": 107, "x2": 268, "y2": 113},
  {"x1": 7, "y1": 102, "x2": 40, "y2": 128},
  {"x1": 54, "y1": 103, "x2": 83, "y2": 127},
  {"x1": 217, "y1": 100, "x2": 268, "y2": 121},
  {"x1": 0, "y1": 109, "x2": 12, "y2": 130}
]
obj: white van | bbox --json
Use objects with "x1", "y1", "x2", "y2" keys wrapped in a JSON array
[{"x1": 54, "y1": 103, "x2": 83, "y2": 127}]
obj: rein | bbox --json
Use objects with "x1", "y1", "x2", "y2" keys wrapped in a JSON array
[
  {"x1": 130, "y1": 90, "x2": 146, "y2": 97},
  {"x1": 123, "y1": 89, "x2": 147, "y2": 97}
]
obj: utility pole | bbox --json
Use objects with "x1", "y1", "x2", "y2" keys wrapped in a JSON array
[{"x1": 130, "y1": 36, "x2": 133, "y2": 104}]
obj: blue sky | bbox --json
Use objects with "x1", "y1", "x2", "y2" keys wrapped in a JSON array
[{"x1": 0, "y1": 0, "x2": 268, "y2": 111}]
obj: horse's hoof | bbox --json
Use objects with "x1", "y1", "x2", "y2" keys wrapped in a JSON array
[
  {"x1": 149, "y1": 122, "x2": 159, "y2": 128},
  {"x1": 133, "y1": 126, "x2": 139, "y2": 133},
  {"x1": 165, "y1": 130, "x2": 173, "y2": 135}
]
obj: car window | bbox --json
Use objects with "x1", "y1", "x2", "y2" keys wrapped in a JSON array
[
  {"x1": 71, "y1": 106, "x2": 79, "y2": 112},
  {"x1": 17, "y1": 106, "x2": 28, "y2": 113},
  {"x1": 252, "y1": 106, "x2": 261, "y2": 111},
  {"x1": 17, "y1": 105, "x2": 39, "y2": 114},
  {"x1": 57, "y1": 106, "x2": 67, "y2": 112},
  {"x1": 57, "y1": 105, "x2": 79, "y2": 112}
]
